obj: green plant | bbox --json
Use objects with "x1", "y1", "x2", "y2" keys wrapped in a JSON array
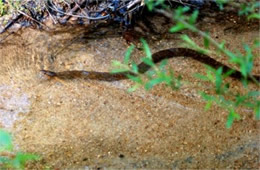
[
  {"x1": 112, "y1": 40, "x2": 181, "y2": 92},
  {"x1": 0, "y1": 0, "x2": 7, "y2": 16},
  {"x1": 0, "y1": 129, "x2": 40, "y2": 169},
  {"x1": 111, "y1": 0, "x2": 260, "y2": 128},
  {"x1": 239, "y1": 0, "x2": 260, "y2": 19},
  {"x1": 158, "y1": 3, "x2": 260, "y2": 128}
]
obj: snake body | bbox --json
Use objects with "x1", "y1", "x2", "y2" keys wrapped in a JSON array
[{"x1": 40, "y1": 48, "x2": 260, "y2": 83}]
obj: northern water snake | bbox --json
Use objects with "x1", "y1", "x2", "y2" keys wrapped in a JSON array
[{"x1": 40, "y1": 48, "x2": 260, "y2": 83}]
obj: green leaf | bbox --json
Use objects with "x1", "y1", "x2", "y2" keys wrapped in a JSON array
[
  {"x1": 205, "y1": 65, "x2": 217, "y2": 78},
  {"x1": 181, "y1": 35, "x2": 209, "y2": 53},
  {"x1": 235, "y1": 94, "x2": 247, "y2": 106},
  {"x1": 124, "y1": 45, "x2": 135, "y2": 64},
  {"x1": 147, "y1": 70, "x2": 156, "y2": 78},
  {"x1": 203, "y1": 32, "x2": 210, "y2": 49},
  {"x1": 255, "y1": 101, "x2": 260, "y2": 120},
  {"x1": 189, "y1": 10, "x2": 199, "y2": 24},
  {"x1": 223, "y1": 69, "x2": 235, "y2": 79},
  {"x1": 248, "y1": 91, "x2": 260, "y2": 97},
  {"x1": 145, "y1": 0, "x2": 154, "y2": 11},
  {"x1": 253, "y1": 40, "x2": 260, "y2": 48},
  {"x1": 240, "y1": 63, "x2": 248, "y2": 78},
  {"x1": 110, "y1": 68, "x2": 129, "y2": 74},
  {"x1": 142, "y1": 57, "x2": 155, "y2": 67},
  {"x1": 226, "y1": 112, "x2": 235, "y2": 129},
  {"x1": 206, "y1": 71, "x2": 215, "y2": 82},
  {"x1": 181, "y1": 35, "x2": 195, "y2": 46},
  {"x1": 159, "y1": 59, "x2": 168, "y2": 71},
  {"x1": 194, "y1": 73, "x2": 210, "y2": 81},
  {"x1": 145, "y1": 77, "x2": 164, "y2": 90},
  {"x1": 140, "y1": 38, "x2": 152, "y2": 59},
  {"x1": 180, "y1": 6, "x2": 190, "y2": 13},
  {"x1": 164, "y1": 75, "x2": 172, "y2": 85},
  {"x1": 215, "y1": 0, "x2": 228, "y2": 10},
  {"x1": 168, "y1": 69, "x2": 181, "y2": 90},
  {"x1": 126, "y1": 74, "x2": 142, "y2": 84},
  {"x1": 248, "y1": 13, "x2": 260, "y2": 19},
  {"x1": 241, "y1": 77, "x2": 249, "y2": 87},
  {"x1": 12, "y1": 152, "x2": 40, "y2": 169},
  {"x1": 144, "y1": 0, "x2": 165, "y2": 11},
  {"x1": 218, "y1": 41, "x2": 226, "y2": 52},
  {"x1": 215, "y1": 67, "x2": 223, "y2": 94},
  {"x1": 0, "y1": 156, "x2": 10, "y2": 164},
  {"x1": 128, "y1": 84, "x2": 140, "y2": 92},
  {"x1": 131, "y1": 63, "x2": 138, "y2": 74},
  {"x1": 0, "y1": 130, "x2": 13, "y2": 152},
  {"x1": 111, "y1": 60, "x2": 129, "y2": 73},
  {"x1": 201, "y1": 92, "x2": 209, "y2": 100},
  {"x1": 229, "y1": 54, "x2": 241, "y2": 64},
  {"x1": 226, "y1": 110, "x2": 240, "y2": 128},
  {"x1": 174, "y1": 75, "x2": 182, "y2": 90},
  {"x1": 0, "y1": 0, "x2": 4, "y2": 16},
  {"x1": 170, "y1": 23, "x2": 186, "y2": 33},
  {"x1": 112, "y1": 60, "x2": 123, "y2": 67},
  {"x1": 205, "y1": 101, "x2": 212, "y2": 111}
]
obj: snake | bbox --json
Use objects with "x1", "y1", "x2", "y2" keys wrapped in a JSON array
[{"x1": 40, "y1": 48, "x2": 260, "y2": 83}]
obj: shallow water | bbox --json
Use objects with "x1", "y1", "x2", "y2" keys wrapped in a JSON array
[
  {"x1": 0, "y1": 11, "x2": 259, "y2": 169},
  {"x1": 0, "y1": 85, "x2": 30, "y2": 128}
]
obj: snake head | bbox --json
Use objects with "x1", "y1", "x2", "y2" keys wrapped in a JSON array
[{"x1": 40, "y1": 70, "x2": 57, "y2": 77}]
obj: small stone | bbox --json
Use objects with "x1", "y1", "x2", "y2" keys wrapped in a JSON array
[{"x1": 119, "y1": 154, "x2": 125, "y2": 158}]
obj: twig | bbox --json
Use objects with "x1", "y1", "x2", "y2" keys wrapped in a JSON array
[{"x1": 17, "y1": 10, "x2": 49, "y2": 29}]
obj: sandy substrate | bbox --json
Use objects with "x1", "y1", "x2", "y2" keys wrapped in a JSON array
[{"x1": 0, "y1": 9, "x2": 259, "y2": 169}]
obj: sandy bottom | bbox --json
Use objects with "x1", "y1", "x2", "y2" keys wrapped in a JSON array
[{"x1": 0, "y1": 9, "x2": 259, "y2": 169}]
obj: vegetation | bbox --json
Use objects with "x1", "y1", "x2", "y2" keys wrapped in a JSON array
[
  {"x1": 112, "y1": 0, "x2": 260, "y2": 128},
  {"x1": 0, "y1": 129, "x2": 40, "y2": 169},
  {"x1": 0, "y1": 0, "x2": 23, "y2": 16}
]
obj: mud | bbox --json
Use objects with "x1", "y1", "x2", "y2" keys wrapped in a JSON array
[{"x1": 0, "y1": 9, "x2": 259, "y2": 169}]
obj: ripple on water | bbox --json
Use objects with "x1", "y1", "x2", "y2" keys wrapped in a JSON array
[{"x1": 0, "y1": 85, "x2": 30, "y2": 128}]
